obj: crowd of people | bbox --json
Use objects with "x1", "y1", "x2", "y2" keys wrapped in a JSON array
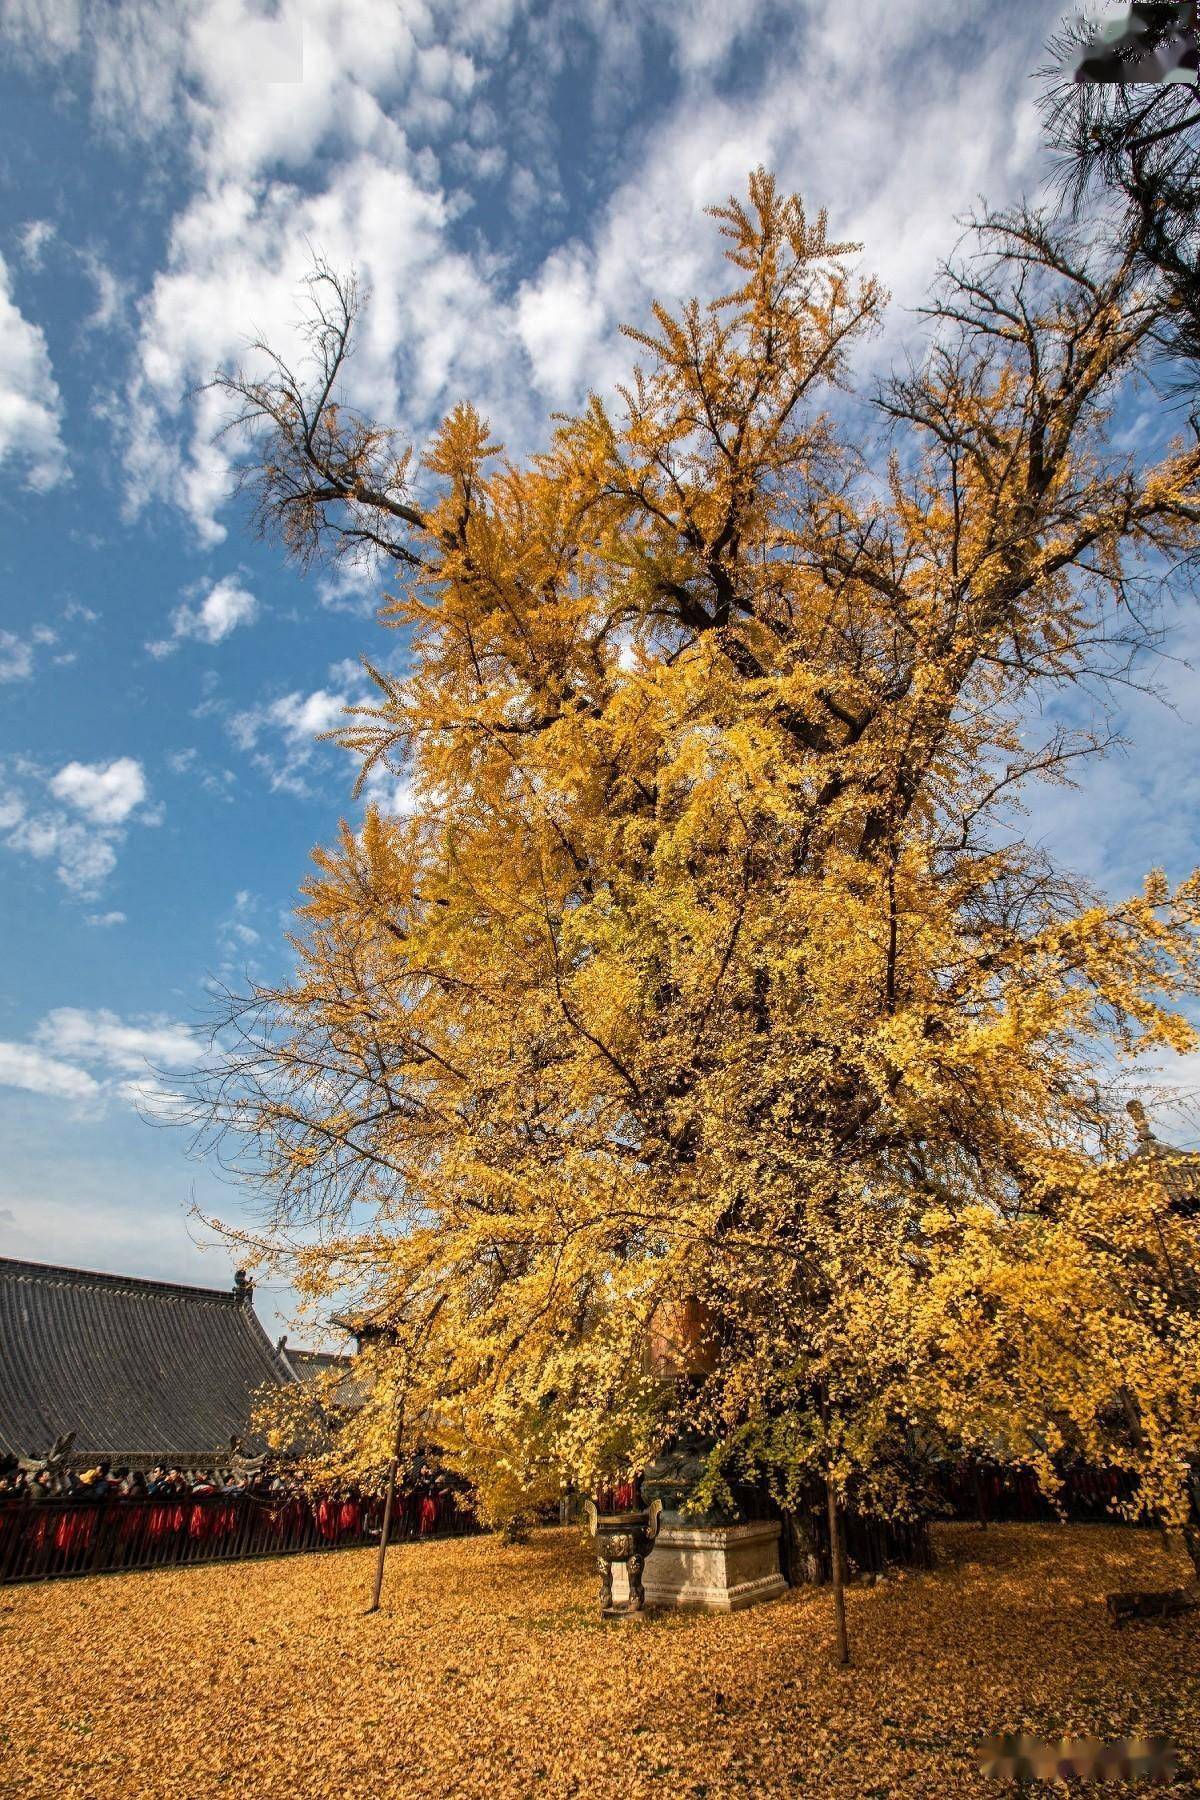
[
  {"x1": 0, "y1": 1457, "x2": 290, "y2": 1502},
  {"x1": 0, "y1": 1451, "x2": 475, "y2": 1582}
]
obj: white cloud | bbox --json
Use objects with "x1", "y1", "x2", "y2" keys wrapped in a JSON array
[
  {"x1": 0, "y1": 1040, "x2": 101, "y2": 1104},
  {"x1": 0, "y1": 1006, "x2": 199, "y2": 1118},
  {"x1": 226, "y1": 655, "x2": 416, "y2": 803},
  {"x1": 314, "y1": 558, "x2": 386, "y2": 615},
  {"x1": 515, "y1": 244, "x2": 607, "y2": 406},
  {"x1": 1023, "y1": 605, "x2": 1200, "y2": 902},
  {"x1": 0, "y1": 621, "x2": 59, "y2": 682},
  {"x1": 165, "y1": 744, "x2": 237, "y2": 800},
  {"x1": 6, "y1": 811, "x2": 118, "y2": 892},
  {"x1": 113, "y1": 0, "x2": 1050, "y2": 546},
  {"x1": 34, "y1": 1006, "x2": 199, "y2": 1073},
  {"x1": 0, "y1": 2, "x2": 1055, "y2": 547},
  {"x1": 0, "y1": 629, "x2": 34, "y2": 682},
  {"x1": 94, "y1": 2, "x2": 467, "y2": 173},
  {"x1": 49, "y1": 755, "x2": 147, "y2": 825},
  {"x1": 215, "y1": 886, "x2": 266, "y2": 981},
  {"x1": 17, "y1": 218, "x2": 55, "y2": 269},
  {"x1": 0, "y1": 2, "x2": 505, "y2": 539},
  {"x1": 361, "y1": 757, "x2": 419, "y2": 818},
  {"x1": 191, "y1": 576, "x2": 258, "y2": 639},
  {"x1": 124, "y1": 154, "x2": 512, "y2": 546},
  {"x1": 0, "y1": 0, "x2": 84, "y2": 62},
  {"x1": 229, "y1": 672, "x2": 365, "y2": 794},
  {"x1": 1, "y1": 757, "x2": 157, "y2": 896},
  {"x1": 77, "y1": 246, "x2": 130, "y2": 333},
  {"x1": 147, "y1": 574, "x2": 259, "y2": 656},
  {"x1": 84, "y1": 909, "x2": 126, "y2": 927},
  {"x1": 0, "y1": 249, "x2": 68, "y2": 490},
  {"x1": 508, "y1": 6, "x2": 1051, "y2": 418},
  {"x1": 262, "y1": 688, "x2": 352, "y2": 739}
]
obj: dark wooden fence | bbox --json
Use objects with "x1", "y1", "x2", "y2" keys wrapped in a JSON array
[{"x1": 0, "y1": 1487, "x2": 476, "y2": 1586}]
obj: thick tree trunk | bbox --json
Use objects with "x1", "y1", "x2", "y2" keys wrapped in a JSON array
[
  {"x1": 972, "y1": 1463, "x2": 988, "y2": 1530},
  {"x1": 780, "y1": 1507, "x2": 822, "y2": 1585},
  {"x1": 1182, "y1": 1524, "x2": 1200, "y2": 1587},
  {"x1": 1185, "y1": 1468, "x2": 1200, "y2": 1587},
  {"x1": 826, "y1": 1473, "x2": 850, "y2": 1666}
]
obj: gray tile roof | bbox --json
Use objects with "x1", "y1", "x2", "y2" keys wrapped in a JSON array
[
  {"x1": 0, "y1": 1256, "x2": 292, "y2": 1466},
  {"x1": 277, "y1": 1343, "x2": 368, "y2": 1410}
]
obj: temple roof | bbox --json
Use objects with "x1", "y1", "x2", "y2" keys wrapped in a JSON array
[
  {"x1": 1126, "y1": 1101, "x2": 1200, "y2": 1218},
  {"x1": 282, "y1": 1347, "x2": 350, "y2": 1380},
  {"x1": 0, "y1": 1256, "x2": 292, "y2": 1466},
  {"x1": 276, "y1": 1342, "x2": 368, "y2": 1410}
]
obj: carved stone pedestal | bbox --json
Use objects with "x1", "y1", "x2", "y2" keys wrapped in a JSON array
[{"x1": 642, "y1": 1518, "x2": 787, "y2": 1612}]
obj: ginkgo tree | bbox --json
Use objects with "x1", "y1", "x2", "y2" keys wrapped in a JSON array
[{"x1": 189, "y1": 171, "x2": 1200, "y2": 1546}]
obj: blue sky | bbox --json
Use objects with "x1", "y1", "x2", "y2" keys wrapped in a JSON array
[{"x1": 1, "y1": 0, "x2": 1197, "y2": 1342}]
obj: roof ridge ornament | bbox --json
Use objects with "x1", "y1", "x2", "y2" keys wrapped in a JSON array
[
  {"x1": 1126, "y1": 1099, "x2": 1200, "y2": 1217},
  {"x1": 1126, "y1": 1098, "x2": 1157, "y2": 1148}
]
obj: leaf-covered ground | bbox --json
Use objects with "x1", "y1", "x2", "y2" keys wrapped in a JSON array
[{"x1": 1, "y1": 1523, "x2": 1196, "y2": 1797}]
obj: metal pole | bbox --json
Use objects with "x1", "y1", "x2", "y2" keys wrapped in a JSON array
[{"x1": 366, "y1": 1410, "x2": 404, "y2": 1615}]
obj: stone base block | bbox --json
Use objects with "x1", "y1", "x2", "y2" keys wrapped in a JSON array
[{"x1": 642, "y1": 1519, "x2": 787, "y2": 1612}]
